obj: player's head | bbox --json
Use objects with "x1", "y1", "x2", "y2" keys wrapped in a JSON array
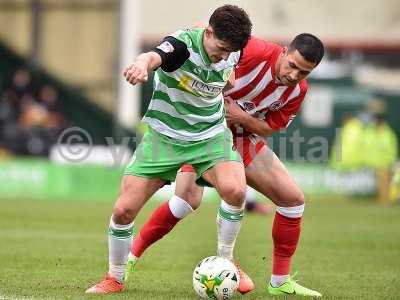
[
  {"x1": 204, "y1": 5, "x2": 252, "y2": 63},
  {"x1": 276, "y1": 33, "x2": 324, "y2": 86}
]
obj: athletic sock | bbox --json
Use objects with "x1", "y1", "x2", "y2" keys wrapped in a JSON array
[
  {"x1": 270, "y1": 274, "x2": 290, "y2": 287},
  {"x1": 270, "y1": 204, "x2": 304, "y2": 287},
  {"x1": 108, "y1": 216, "x2": 134, "y2": 283},
  {"x1": 216, "y1": 200, "x2": 244, "y2": 260},
  {"x1": 131, "y1": 195, "x2": 193, "y2": 258}
]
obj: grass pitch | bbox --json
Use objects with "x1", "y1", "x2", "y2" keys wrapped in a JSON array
[{"x1": 0, "y1": 197, "x2": 399, "y2": 299}]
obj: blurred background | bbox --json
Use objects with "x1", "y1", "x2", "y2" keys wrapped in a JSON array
[
  {"x1": 0, "y1": 1, "x2": 400, "y2": 299},
  {"x1": 0, "y1": 0, "x2": 399, "y2": 202}
]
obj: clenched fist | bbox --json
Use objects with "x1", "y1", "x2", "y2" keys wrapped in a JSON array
[{"x1": 123, "y1": 62, "x2": 149, "y2": 85}]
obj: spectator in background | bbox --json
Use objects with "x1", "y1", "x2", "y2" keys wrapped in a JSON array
[
  {"x1": 389, "y1": 162, "x2": 400, "y2": 204},
  {"x1": 363, "y1": 101, "x2": 398, "y2": 204},
  {"x1": 363, "y1": 113, "x2": 398, "y2": 170},
  {"x1": 38, "y1": 85, "x2": 66, "y2": 133},
  {"x1": 10, "y1": 67, "x2": 33, "y2": 98},
  {"x1": 39, "y1": 85, "x2": 60, "y2": 111},
  {"x1": 331, "y1": 99, "x2": 398, "y2": 204},
  {"x1": 0, "y1": 68, "x2": 66, "y2": 156},
  {"x1": 330, "y1": 112, "x2": 365, "y2": 170},
  {"x1": 18, "y1": 93, "x2": 49, "y2": 128},
  {"x1": 0, "y1": 84, "x2": 25, "y2": 154}
]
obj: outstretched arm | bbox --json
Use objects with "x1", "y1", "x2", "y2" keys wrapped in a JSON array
[
  {"x1": 123, "y1": 52, "x2": 162, "y2": 85},
  {"x1": 124, "y1": 36, "x2": 190, "y2": 86}
]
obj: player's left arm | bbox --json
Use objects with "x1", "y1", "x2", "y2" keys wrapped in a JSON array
[
  {"x1": 225, "y1": 86, "x2": 307, "y2": 136},
  {"x1": 242, "y1": 114, "x2": 275, "y2": 136},
  {"x1": 263, "y1": 91, "x2": 307, "y2": 132}
]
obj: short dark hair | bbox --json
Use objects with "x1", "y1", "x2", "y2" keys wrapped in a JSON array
[
  {"x1": 209, "y1": 5, "x2": 252, "y2": 51},
  {"x1": 288, "y1": 33, "x2": 325, "y2": 65}
]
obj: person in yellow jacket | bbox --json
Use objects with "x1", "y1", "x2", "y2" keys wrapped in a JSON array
[
  {"x1": 363, "y1": 113, "x2": 398, "y2": 203},
  {"x1": 389, "y1": 162, "x2": 400, "y2": 204},
  {"x1": 330, "y1": 113, "x2": 365, "y2": 171}
]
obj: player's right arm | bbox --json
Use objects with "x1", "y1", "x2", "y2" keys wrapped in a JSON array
[
  {"x1": 124, "y1": 36, "x2": 190, "y2": 86},
  {"x1": 124, "y1": 52, "x2": 161, "y2": 85}
]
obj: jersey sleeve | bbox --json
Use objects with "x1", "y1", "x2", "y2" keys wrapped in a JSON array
[
  {"x1": 152, "y1": 36, "x2": 190, "y2": 72},
  {"x1": 264, "y1": 83, "x2": 308, "y2": 130}
]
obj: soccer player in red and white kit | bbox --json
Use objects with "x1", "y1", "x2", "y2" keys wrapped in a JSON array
[{"x1": 128, "y1": 33, "x2": 324, "y2": 297}]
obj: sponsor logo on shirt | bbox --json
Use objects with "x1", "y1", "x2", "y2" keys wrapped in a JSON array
[{"x1": 178, "y1": 75, "x2": 223, "y2": 97}]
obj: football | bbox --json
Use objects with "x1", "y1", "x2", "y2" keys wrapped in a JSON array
[{"x1": 192, "y1": 256, "x2": 239, "y2": 299}]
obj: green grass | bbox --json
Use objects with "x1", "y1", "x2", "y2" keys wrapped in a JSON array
[{"x1": 0, "y1": 197, "x2": 399, "y2": 299}]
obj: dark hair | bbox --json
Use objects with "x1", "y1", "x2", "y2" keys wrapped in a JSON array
[
  {"x1": 209, "y1": 5, "x2": 252, "y2": 51},
  {"x1": 288, "y1": 33, "x2": 325, "y2": 65}
]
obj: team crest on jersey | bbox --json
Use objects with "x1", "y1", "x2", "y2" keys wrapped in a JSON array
[
  {"x1": 242, "y1": 101, "x2": 255, "y2": 111},
  {"x1": 269, "y1": 100, "x2": 284, "y2": 111},
  {"x1": 193, "y1": 67, "x2": 202, "y2": 75},
  {"x1": 156, "y1": 41, "x2": 174, "y2": 53}
]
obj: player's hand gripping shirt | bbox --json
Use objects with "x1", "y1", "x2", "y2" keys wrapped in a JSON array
[
  {"x1": 224, "y1": 37, "x2": 308, "y2": 137},
  {"x1": 143, "y1": 28, "x2": 240, "y2": 141}
]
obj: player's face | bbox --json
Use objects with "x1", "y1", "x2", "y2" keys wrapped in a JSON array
[
  {"x1": 276, "y1": 48, "x2": 317, "y2": 86},
  {"x1": 203, "y1": 27, "x2": 235, "y2": 63}
]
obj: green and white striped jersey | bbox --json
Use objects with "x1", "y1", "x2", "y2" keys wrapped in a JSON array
[{"x1": 143, "y1": 28, "x2": 240, "y2": 141}]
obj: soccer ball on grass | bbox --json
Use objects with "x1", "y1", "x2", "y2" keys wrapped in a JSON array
[{"x1": 192, "y1": 256, "x2": 239, "y2": 299}]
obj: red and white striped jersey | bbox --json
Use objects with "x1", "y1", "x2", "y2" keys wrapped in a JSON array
[{"x1": 224, "y1": 37, "x2": 308, "y2": 136}]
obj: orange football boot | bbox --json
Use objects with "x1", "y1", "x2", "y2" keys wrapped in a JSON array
[
  {"x1": 234, "y1": 261, "x2": 255, "y2": 294},
  {"x1": 85, "y1": 273, "x2": 124, "y2": 294}
]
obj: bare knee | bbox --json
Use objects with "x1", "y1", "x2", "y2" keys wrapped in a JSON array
[
  {"x1": 218, "y1": 185, "x2": 246, "y2": 207},
  {"x1": 187, "y1": 194, "x2": 202, "y2": 210},
  {"x1": 292, "y1": 189, "x2": 305, "y2": 206},
  {"x1": 178, "y1": 188, "x2": 202, "y2": 210},
  {"x1": 113, "y1": 187, "x2": 137, "y2": 224},
  {"x1": 113, "y1": 181, "x2": 137, "y2": 224},
  {"x1": 112, "y1": 175, "x2": 165, "y2": 225},
  {"x1": 280, "y1": 189, "x2": 305, "y2": 207},
  {"x1": 112, "y1": 202, "x2": 135, "y2": 224},
  {"x1": 175, "y1": 171, "x2": 203, "y2": 210}
]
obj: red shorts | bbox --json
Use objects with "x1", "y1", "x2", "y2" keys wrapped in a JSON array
[
  {"x1": 180, "y1": 134, "x2": 266, "y2": 173},
  {"x1": 233, "y1": 134, "x2": 266, "y2": 167}
]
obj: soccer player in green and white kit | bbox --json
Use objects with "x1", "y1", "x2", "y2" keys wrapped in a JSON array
[{"x1": 86, "y1": 5, "x2": 252, "y2": 294}]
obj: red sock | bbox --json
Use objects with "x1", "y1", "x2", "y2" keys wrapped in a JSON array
[
  {"x1": 131, "y1": 202, "x2": 180, "y2": 257},
  {"x1": 272, "y1": 212, "x2": 302, "y2": 275}
]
